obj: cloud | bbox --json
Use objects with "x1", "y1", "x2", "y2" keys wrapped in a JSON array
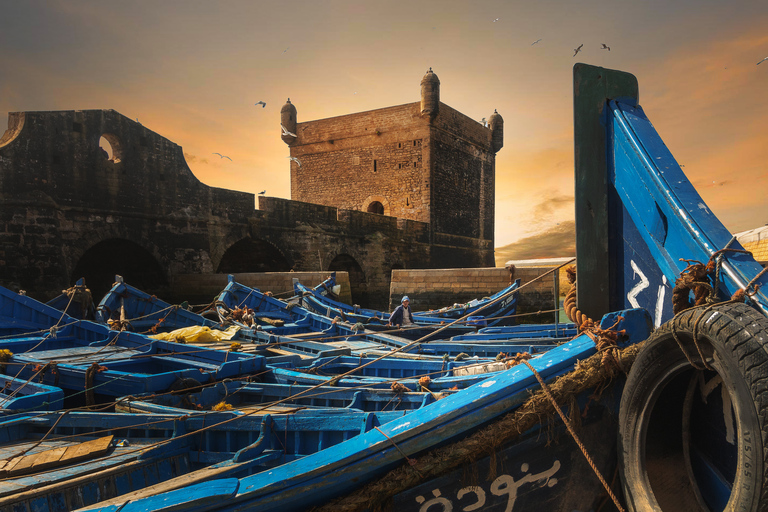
[
  {"x1": 494, "y1": 221, "x2": 575, "y2": 265},
  {"x1": 183, "y1": 152, "x2": 210, "y2": 165},
  {"x1": 532, "y1": 193, "x2": 574, "y2": 218}
]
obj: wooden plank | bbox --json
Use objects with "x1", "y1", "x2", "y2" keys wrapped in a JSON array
[
  {"x1": 4, "y1": 435, "x2": 114, "y2": 478},
  {"x1": 573, "y1": 63, "x2": 639, "y2": 320},
  {"x1": 61, "y1": 435, "x2": 114, "y2": 464},
  {"x1": 30, "y1": 445, "x2": 67, "y2": 468}
]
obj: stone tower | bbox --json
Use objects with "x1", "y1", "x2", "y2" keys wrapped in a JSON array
[{"x1": 285, "y1": 70, "x2": 501, "y2": 253}]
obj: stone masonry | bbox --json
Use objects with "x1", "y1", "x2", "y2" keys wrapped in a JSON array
[{"x1": 0, "y1": 70, "x2": 501, "y2": 310}]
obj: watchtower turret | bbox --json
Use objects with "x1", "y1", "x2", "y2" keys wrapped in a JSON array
[
  {"x1": 420, "y1": 68, "x2": 440, "y2": 119},
  {"x1": 489, "y1": 109, "x2": 503, "y2": 153},
  {"x1": 281, "y1": 98, "x2": 298, "y2": 145}
]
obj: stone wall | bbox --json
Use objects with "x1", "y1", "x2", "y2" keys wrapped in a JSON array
[
  {"x1": 289, "y1": 103, "x2": 431, "y2": 223},
  {"x1": 0, "y1": 108, "x2": 495, "y2": 308},
  {"x1": 389, "y1": 267, "x2": 561, "y2": 322},
  {"x1": 430, "y1": 104, "x2": 495, "y2": 240}
]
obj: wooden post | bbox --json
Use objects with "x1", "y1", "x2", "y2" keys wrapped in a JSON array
[{"x1": 573, "y1": 64, "x2": 639, "y2": 320}]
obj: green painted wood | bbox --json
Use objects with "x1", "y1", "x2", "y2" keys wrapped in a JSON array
[{"x1": 573, "y1": 64, "x2": 639, "y2": 320}]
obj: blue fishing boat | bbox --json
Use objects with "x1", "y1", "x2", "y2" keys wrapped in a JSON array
[
  {"x1": 115, "y1": 379, "x2": 447, "y2": 415},
  {"x1": 0, "y1": 289, "x2": 265, "y2": 403},
  {"x1": 95, "y1": 275, "x2": 227, "y2": 334},
  {"x1": 0, "y1": 407, "x2": 411, "y2": 512},
  {"x1": 45, "y1": 278, "x2": 96, "y2": 321},
  {"x1": 295, "y1": 273, "x2": 522, "y2": 327},
  {"x1": 70, "y1": 64, "x2": 768, "y2": 512},
  {"x1": 0, "y1": 374, "x2": 64, "y2": 413}
]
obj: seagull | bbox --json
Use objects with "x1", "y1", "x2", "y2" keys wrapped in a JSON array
[
  {"x1": 601, "y1": 43, "x2": 611, "y2": 51},
  {"x1": 531, "y1": 39, "x2": 542, "y2": 45},
  {"x1": 213, "y1": 153, "x2": 232, "y2": 161},
  {"x1": 287, "y1": 156, "x2": 302, "y2": 168},
  {"x1": 758, "y1": 57, "x2": 768, "y2": 65},
  {"x1": 255, "y1": 101, "x2": 266, "y2": 108},
  {"x1": 493, "y1": 18, "x2": 500, "y2": 22},
  {"x1": 258, "y1": 190, "x2": 266, "y2": 195},
  {"x1": 282, "y1": 47, "x2": 289, "y2": 54},
  {"x1": 281, "y1": 124, "x2": 297, "y2": 138},
  {"x1": 573, "y1": 44, "x2": 583, "y2": 57},
  {"x1": 481, "y1": 117, "x2": 487, "y2": 127}
]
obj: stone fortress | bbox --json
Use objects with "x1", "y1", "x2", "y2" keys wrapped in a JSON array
[{"x1": 0, "y1": 69, "x2": 504, "y2": 310}]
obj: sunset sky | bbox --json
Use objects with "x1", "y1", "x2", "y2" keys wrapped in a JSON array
[{"x1": 1, "y1": 1, "x2": 766, "y2": 266}]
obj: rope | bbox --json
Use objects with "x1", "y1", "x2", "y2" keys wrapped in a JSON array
[
  {"x1": 521, "y1": 360, "x2": 625, "y2": 512},
  {"x1": 373, "y1": 426, "x2": 423, "y2": 477}
]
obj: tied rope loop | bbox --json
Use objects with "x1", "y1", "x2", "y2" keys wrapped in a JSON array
[
  {"x1": 564, "y1": 266, "x2": 593, "y2": 331},
  {"x1": 583, "y1": 317, "x2": 626, "y2": 376},
  {"x1": 85, "y1": 361, "x2": 108, "y2": 406},
  {"x1": 563, "y1": 266, "x2": 626, "y2": 375}
]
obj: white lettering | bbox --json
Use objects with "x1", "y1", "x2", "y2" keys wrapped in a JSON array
[{"x1": 628, "y1": 260, "x2": 649, "y2": 309}]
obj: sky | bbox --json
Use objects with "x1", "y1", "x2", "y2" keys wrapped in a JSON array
[{"x1": 1, "y1": 0, "x2": 766, "y2": 267}]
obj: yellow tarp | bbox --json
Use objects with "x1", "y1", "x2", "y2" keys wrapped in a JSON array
[{"x1": 149, "y1": 325, "x2": 241, "y2": 343}]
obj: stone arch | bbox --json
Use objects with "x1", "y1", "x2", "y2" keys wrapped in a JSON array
[
  {"x1": 99, "y1": 133, "x2": 123, "y2": 163},
  {"x1": 71, "y1": 238, "x2": 168, "y2": 302},
  {"x1": 217, "y1": 237, "x2": 291, "y2": 273},
  {"x1": 362, "y1": 195, "x2": 390, "y2": 216},
  {"x1": 328, "y1": 253, "x2": 369, "y2": 307}
]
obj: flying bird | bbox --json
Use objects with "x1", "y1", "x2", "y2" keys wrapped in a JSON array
[
  {"x1": 281, "y1": 124, "x2": 297, "y2": 138},
  {"x1": 758, "y1": 57, "x2": 768, "y2": 65},
  {"x1": 573, "y1": 44, "x2": 583, "y2": 57},
  {"x1": 601, "y1": 43, "x2": 611, "y2": 51},
  {"x1": 282, "y1": 47, "x2": 289, "y2": 54},
  {"x1": 258, "y1": 190, "x2": 266, "y2": 195},
  {"x1": 287, "y1": 156, "x2": 302, "y2": 168},
  {"x1": 493, "y1": 18, "x2": 500, "y2": 22},
  {"x1": 213, "y1": 153, "x2": 232, "y2": 161},
  {"x1": 531, "y1": 39, "x2": 542, "y2": 45},
  {"x1": 255, "y1": 101, "x2": 266, "y2": 108}
]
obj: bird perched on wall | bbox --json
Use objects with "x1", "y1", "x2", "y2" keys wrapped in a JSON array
[
  {"x1": 287, "y1": 156, "x2": 302, "y2": 168},
  {"x1": 601, "y1": 43, "x2": 611, "y2": 51},
  {"x1": 573, "y1": 44, "x2": 583, "y2": 57},
  {"x1": 758, "y1": 57, "x2": 768, "y2": 65},
  {"x1": 259, "y1": 190, "x2": 266, "y2": 195},
  {"x1": 281, "y1": 124, "x2": 297, "y2": 138},
  {"x1": 213, "y1": 153, "x2": 232, "y2": 161},
  {"x1": 255, "y1": 101, "x2": 266, "y2": 108}
]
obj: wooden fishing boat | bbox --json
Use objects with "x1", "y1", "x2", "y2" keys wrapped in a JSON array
[
  {"x1": 0, "y1": 374, "x2": 64, "y2": 413},
  {"x1": 295, "y1": 273, "x2": 522, "y2": 327},
  {"x1": 95, "y1": 275, "x2": 227, "y2": 334},
  {"x1": 115, "y1": 379, "x2": 448, "y2": 415},
  {"x1": 45, "y1": 278, "x2": 96, "y2": 321},
  {"x1": 0, "y1": 291, "x2": 265, "y2": 403},
  {"x1": 0, "y1": 407, "x2": 412, "y2": 512}
]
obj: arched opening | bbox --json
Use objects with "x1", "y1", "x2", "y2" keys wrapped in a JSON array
[
  {"x1": 329, "y1": 254, "x2": 371, "y2": 308},
  {"x1": 366, "y1": 201, "x2": 385, "y2": 215},
  {"x1": 217, "y1": 238, "x2": 291, "y2": 274},
  {"x1": 71, "y1": 239, "x2": 167, "y2": 302},
  {"x1": 99, "y1": 133, "x2": 122, "y2": 163}
]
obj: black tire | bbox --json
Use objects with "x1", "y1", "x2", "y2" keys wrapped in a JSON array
[{"x1": 619, "y1": 302, "x2": 768, "y2": 512}]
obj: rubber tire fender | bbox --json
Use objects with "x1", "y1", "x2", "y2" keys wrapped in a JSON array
[{"x1": 619, "y1": 302, "x2": 768, "y2": 512}]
